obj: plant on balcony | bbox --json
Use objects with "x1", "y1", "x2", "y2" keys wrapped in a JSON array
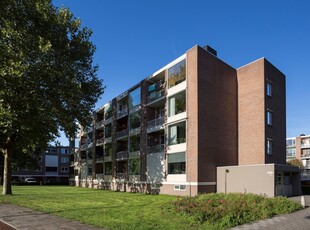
[{"x1": 287, "y1": 159, "x2": 304, "y2": 168}]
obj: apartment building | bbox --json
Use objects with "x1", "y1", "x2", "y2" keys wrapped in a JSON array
[
  {"x1": 12, "y1": 145, "x2": 70, "y2": 183},
  {"x1": 70, "y1": 44, "x2": 300, "y2": 196},
  {"x1": 286, "y1": 135, "x2": 310, "y2": 181}
]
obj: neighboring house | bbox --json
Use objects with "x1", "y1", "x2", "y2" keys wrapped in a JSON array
[
  {"x1": 286, "y1": 135, "x2": 310, "y2": 181},
  {"x1": 12, "y1": 145, "x2": 70, "y2": 183},
  {"x1": 70, "y1": 44, "x2": 301, "y2": 197}
]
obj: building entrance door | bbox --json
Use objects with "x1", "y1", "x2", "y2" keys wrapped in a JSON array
[{"x1": 276, "y1": 172, "x2": 283, "y2": 196}]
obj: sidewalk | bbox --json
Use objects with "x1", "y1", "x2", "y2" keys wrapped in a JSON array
[{"x1": 0, "y1": 204, "x2": 104, "y2": 230}]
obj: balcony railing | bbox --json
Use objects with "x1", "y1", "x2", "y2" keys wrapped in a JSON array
[
  {"x1": 116, "y1": 151, "x2": 128, "y2": 160},
  {"x1": 96, "y1": 120, "x2": 104, "y2": 129},
  {"x1": 87, "y1": 142, "x2": 93, "y2": 149},
  {"x1": 96, "y1": 138, "x2": 104, "y2": 146},
  {"x1": 147, "y1": 144, "x2": 165, "y2": 154},
  {"x1": 147, "y1": 89, "x2": 165, "y2": 104},
  {"x1": 301, "y1": 143, "x2": 310, "y2": 148},
  {"x1": 147, "y1": 117, "x2": 165, "y2": 130},
  {"x1": 95, "y1": 155, "x2": 104, "y2": 161},
  {"x1": 301, "y1": 169, "x2": 310, "y2": 180},
  {"x1": 117, "y1": 109, "x2": 128, "y2": 118},
  {"x1": 104, "y1": 136, "x2": 112, "y2": 143},
  {"x1": 117, "y1": 129, "x2": 128, "y2": 139},
  {"x1": 81, "y1": 143, "x2": 87, "y2": 150}
]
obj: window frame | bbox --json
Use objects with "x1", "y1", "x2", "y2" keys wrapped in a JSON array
[
  {"x1": 267, "y1": 110, "x2": 273, "y2": 126},
  {"x1": 267, "y1": 139, "x2": 273, "y2": 155},
  {"x1": 267, "y1": 81, "x2": 272, "y2": 97}
]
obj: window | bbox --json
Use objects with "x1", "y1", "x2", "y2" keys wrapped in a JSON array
[
  {"x1": 286, "y1": 148, "x2": 296, "y2": 156},
  {"x1": 267, "y1": 82, "x2": 272, "y2": 97},
  {"x1": 267, "y1": 110, "x2": 273, "y2": 126},
  {"x1": 286, "y1": 139, "x2": 296, "y2": 146},
  {"x1": 169, "y1": 91, "x2": 186, "y2": 116},
  {"x1": 61, "y1": 167, "x2": 68, "y2": 172},
  {"x1": 105, "y1": 162, "x2": 112, "y2": 175},
  {"x1": 38, "y1": 156, "x2": 42, "y2": 162},
  {"x1": 129, "y1": 158, "x2": 140, "y2": 175},
  {"x1": 130, "y1": 111, "x2": 140, "y2": 130},
  {"x1": 61, "y1": 157, "x2": 69, "y2": 163},
  {"x1": 104, "y1": 143, "x2": 113, "y2": 157},
  {"x1": 61, "y1": 148, "x2": 68, "y2": 154},
  {"x1": 35, "y1": 166, "x2": 43, "y2": 172},
  {"x1": 174, "y1": 185, "x2": 186, "y2": 191},
  {"x1": 168, "y1": 152, "x2": 186, "y2": 174},
  {"x1": 130, "y1": 135, "x2": 140, "y2": 152},
  {"x1": 105, "y1": 123, "x2": 112, "y2": 138},
  {"x1": 88, "y1": 167, "x2": 92, "y2": 175},
  {"x1": 302, "y1": 149, "x2": 310, "y2": 157},
  {"x1": 267, "y1": 139, "x2": 273, "y2": 155},
  {"x1": 168, "y1": 121, "x2": 186, "y2": 145},
  {"x1": 168, "y1": 59, "x2": 186, "y2": 88},
  {"x1": 46, "y1": 167, "x2": 57, "y2": 172},
  {"x1": 129, "y1": 87, "x2": 141, "y2": 108}
]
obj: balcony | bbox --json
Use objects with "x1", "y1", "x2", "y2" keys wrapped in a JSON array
[
  {"x1": 81, "y1": 143, "x2": 87, "y2": 150},
  {"x1": 104, "y1": 136, "x2": 112, "y2": 143},
  {"x1": 117, "y1": 109, "x2": 128, "y2": 119},
  {"x1": 116, "y1": 151, "x2": 128, "y2": 160},
  {"x1": 147, "y1": 117, "x2": 165, "y2": 133},
  {"x1": 117, "y1": 129, "x2": 128, "y2": 139},
  {"x1": 147, "y1": 144, "x2": 164, "y2": 154},
  {"x1": 104, "y1": 117, "x2": 113, "y2": 125},
  {"x1": 96, "y1": 138, "x2": 104, "y2": 146},
  {"x1": 96, "y1": 120, "x2": 104, "y2": 129},
  {"x1": 301, "y1": 143, "x2": 310, "y2": 148},
  {"x1": 95, "y1": 155, "x2": 104, "y2": 162},
  {"x1": 87, "y1": 142, "x2": 93, "y2": 149},
  {"x1": 147, "y1": 89, "x2": 165, "y2": 104}
]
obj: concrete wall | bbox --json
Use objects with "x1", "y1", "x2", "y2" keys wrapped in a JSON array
[{"x1": 217, "y1": 164, "x2": 275, "y2": 197}]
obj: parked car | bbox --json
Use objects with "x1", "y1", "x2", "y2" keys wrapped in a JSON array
[{"x1": 24, "y1": 178, "x2": 36, "y2": 184}]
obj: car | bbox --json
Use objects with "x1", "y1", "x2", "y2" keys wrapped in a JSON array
[{"x1": 24, "y1": 178, "x2": 36, "y2": 184}]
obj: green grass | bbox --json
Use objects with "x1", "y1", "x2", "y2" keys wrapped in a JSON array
[{"x1": 0, "y1": 186, "x2": 303, "y2": 230}]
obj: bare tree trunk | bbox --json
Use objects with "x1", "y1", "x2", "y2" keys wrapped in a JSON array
[{"x1": 2, "y1": 142, "x2": 13, "y2": 195}]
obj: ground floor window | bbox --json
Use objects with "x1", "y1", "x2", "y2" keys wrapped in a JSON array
[
  {"x1": 129, "y1": 158, "x2": 140, "y2": 175},
  {"x1": 105, "y1": 162, "x2": 112, "y2": 175},
  {"x1": 167, "y1": 152, "x2": 186, "y2": 174}
]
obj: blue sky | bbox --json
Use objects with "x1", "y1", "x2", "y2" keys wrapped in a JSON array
[{"x1": 53, "y1": 0, "x2": 310, "y2": 145}]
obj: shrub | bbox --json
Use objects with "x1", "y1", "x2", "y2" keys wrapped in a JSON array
[{"x1": 172, "y1": 193, "x2": 302, "y2": 228}]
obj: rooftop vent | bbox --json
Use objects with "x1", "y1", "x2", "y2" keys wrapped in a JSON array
[{"x1": 203, "y1": 45, "x2": 217, "y2": 56}]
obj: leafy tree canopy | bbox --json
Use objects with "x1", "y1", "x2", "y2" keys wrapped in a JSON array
[{"x1": 0, "y1": 0, "x2": 104, "y2": 194}]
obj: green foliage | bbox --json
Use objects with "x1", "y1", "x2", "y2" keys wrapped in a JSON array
[
  {"x1": 0, "y1": 0, "x2": 104, "y2": 147},
  {"x1": 0, "y1": 187, "x2": 303, "y2": 230},
  {"x1": 0, "y1": 0, "x2": 104, "y2": 193},
  {"x1": 172, "y1": 193, "x2": 302, "y2": 229},
  {"x1": 287, "y1": 159, "x2": 304, "y2": 168}
]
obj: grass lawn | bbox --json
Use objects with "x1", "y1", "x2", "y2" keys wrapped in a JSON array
[
  {"x1": 0, "y1": 186, "x2": 302, "y2": 230},
  {"x1": 0, "y1": 186, "x2": 191, "y2": 230}
]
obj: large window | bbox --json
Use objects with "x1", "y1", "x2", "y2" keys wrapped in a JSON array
[
  {"x1": 168, "y1": 121, "x2": 186, "y2": 145},
  {"x1": 104, "y1": 143, "x2": 113, "y2": 158},
  {"x1": 105, "y1": 123, "x2": 112, "y2": 138},
  {"x1": 302, "y1": 149, "x2": 310, "y2": 157},
  {"x1": 169, "y1": 91, "x2": 186, "y2": 116},
  {"x1": 168, "y1": 152, "x2": 186, "y2": 174},
  {"x1": 129, "y1": 87, "x2": 141, "y2": 108},
  {"x1": 267, "y1": 110, "x2": 273, "y2": 126},
  {"x1": 129, "y1": 158, "x2": 140, "y2": 175},
  {"x1": 168, "y1": 59, "x2": 186, "y2": 88},
  {"x1": 105, "y1": 162, "x2": 112, "y2": 175},
  {"x1": 267, "y1": 139, "x2": 273, "y2": 155},
  {"x1": 130, "y1": 111, "x2": 140, "y2": 130},
  {"x1": 267, "y1": 82, "x2": 272, "y2": 97},
  {"x1": 130, "y1": 135, "x2": 140, "y2": 152}
]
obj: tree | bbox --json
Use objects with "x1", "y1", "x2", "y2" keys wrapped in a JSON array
[
  {"x1": 287, "y1": 159, "x2": 304, "y2": 168},
  {"x1": 0, "y1": 0, "x2": 104, "y2": 195}
]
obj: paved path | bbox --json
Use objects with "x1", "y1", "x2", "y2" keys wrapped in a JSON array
[{"x1": 0, "y1": 204, "x2": 103, "y2": 230}]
